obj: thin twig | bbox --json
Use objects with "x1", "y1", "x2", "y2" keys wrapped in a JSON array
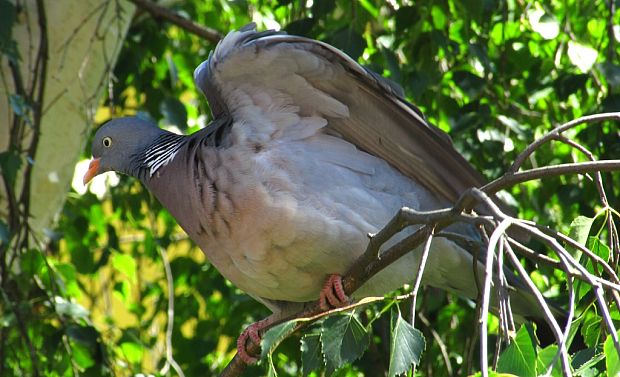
[
  {"x1": 418, "y1": 312, "x2": 453, "y2": 375},
  {"x1": 158, "y1": 246, "x2": 185, "y2": 377},
  {"x1": 514, "y1": 220, "x2": 620, "y2": 362},
  {"x1": 410, "y1": 227, "x2": 435, "y2": 329},
  {"x1": 504, "y1": 244, "x2": 571, "y2": 376},
  {"x1": 483, "y1": 160, "x2": 620, "y2": 194},
  {"x1": 509, "y1": 112, "x2": 620, "y2": 173},
  {"x1": 480, "y1": 219, "x2": 511, "y2": 377}
]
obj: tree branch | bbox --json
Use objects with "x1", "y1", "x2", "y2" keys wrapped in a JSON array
[
  {"x1": 128, "y1": 0, "x2": 222, "y2": 42},
  {"x1": 509, "y1": 112, "x2": 620, "y2": 173},
  {"x1": 482, "y1": 160, "x2": 620, "y2": 194}
]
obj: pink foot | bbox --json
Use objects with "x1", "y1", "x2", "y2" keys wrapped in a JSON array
[
  {"x1": 319, "y1": 274, "x2": 349, "y2": 311},
  {"x1": 237, "y1": 318, "x2": 269, "y2": 364}
]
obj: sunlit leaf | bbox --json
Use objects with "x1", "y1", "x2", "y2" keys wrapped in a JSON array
[
  {"x1": 582, "y1": 315, "x2": 602, "y2": 348},
  {"x1": 604, "y1": 333, "x2": 620, "y2": 376},
  {"x1": 528, "y1": 9, "x2": 559, "y2": 39},
  {"x1": 261, "y1": 320, "x2": 297, "y2": 360},
  {"x1": 536, "y1": 345, "x2": 563, "y2": 377},
  {"x1": 497, "y1": 325, "x2": 537, "y2": 377},
  {"x1": 567, "y1": 41, "x2": 598, "y2": 72},
  {"x1": 112, "y1": 253, "x2": 137, "y2": 283},
  {"x1": 120, "y1": 341, "x2": 143, "y2": 364}
]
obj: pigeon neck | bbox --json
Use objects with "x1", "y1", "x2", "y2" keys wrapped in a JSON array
[{"x1": 131, "y1": 131, "x2": 187, "y2": 181}]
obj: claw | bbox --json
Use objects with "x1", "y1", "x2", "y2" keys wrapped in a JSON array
[
  {"x1": 319, "y1": 274, "x2": 349, "y2": 311},
  {"x1": 237, "y1": 327, "x2": 259, "y2": 363},
  {"x1": 237, "y1": 318, "x2": 271, "y2": 364}
]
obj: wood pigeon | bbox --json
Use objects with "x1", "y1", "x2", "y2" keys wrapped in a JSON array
[{"x1": 84, "y1": 24, "x2": 538, "y2": 363}]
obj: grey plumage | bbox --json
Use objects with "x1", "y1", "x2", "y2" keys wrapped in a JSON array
[{"x1": 87, "y1": 25, "x2": 540, "y2": 326}]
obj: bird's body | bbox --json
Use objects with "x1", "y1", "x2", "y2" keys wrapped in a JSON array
[
  {"x1": 85, "y1": 25, "x2": 543, "y2": 361},
  {"x1": 144, "y1": 112, "x2": 470, "y2": 311}
]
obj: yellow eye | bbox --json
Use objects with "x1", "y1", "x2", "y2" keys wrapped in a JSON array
[{"x1": 102, "y1": 137, "x2": 112, "y2": 148}]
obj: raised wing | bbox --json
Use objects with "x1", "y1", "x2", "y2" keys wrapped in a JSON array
[{"x1": 193, "y1": 24, "x2": 486, "y2": 204}]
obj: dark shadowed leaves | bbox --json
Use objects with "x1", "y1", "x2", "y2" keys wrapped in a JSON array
[
  {"x1": 321, "y1": 312, "x2": 370, "y2": 375},
  {"x1": 387, "y1": 309, "x2": 425, "y2": 377},
  {"x1": 300, "y1": 333, "x2": 322, "y2": 377}
]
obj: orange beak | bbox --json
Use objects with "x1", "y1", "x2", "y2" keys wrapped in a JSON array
[{"x1": 83, "y1": 158, "x2": 101, "y2": 185}]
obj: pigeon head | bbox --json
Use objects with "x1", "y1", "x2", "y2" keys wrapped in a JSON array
[{"x1": 83, "y1": 117, "x2": 166, "y2": 184}]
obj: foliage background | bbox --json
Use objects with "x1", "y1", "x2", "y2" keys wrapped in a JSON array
[{"x1": 2, "y1": 0, "x2": 620, "y2": 376}]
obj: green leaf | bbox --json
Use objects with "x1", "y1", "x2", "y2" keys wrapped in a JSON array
[
  {"x1": 497, "y1": 325, "x2": 537, "y2": 377},
  {"x1": 604, "y1": 333, "x2": 620, "y2": 376},
  {"x1": 0, "y1": 0, "x2": 15, "y2": 37},
  {"x1": 572, "y1": 347, "x2": 604, "y2": 376},
  {"x1": 430, "y1": 5, "x2": 446, "y2": 29},
  {"x1": 568, "y1": 216, "x2": 594, "y2": 245},
  {"x1": 567, "y1": 41, "x2": 598, "y2": 72},
  {"x1": 536, "y1": 345, "x2": 563, "y2": 377},
  {"x1": 71, "y1": 342, "x2": 95, "y2": 370},
  {"x1": 284, "y1": 18, "x2": 316, "y2": 36},
  {"x1": 55, "y1": 263, "x2": 81, "y2": 297},
  {"x1": 120, "y1": 341, "x2": 143, "y2": 364},
  {"x1": 453, "y1": 70, "x2": 485, "y2": 98},
  {"x1": 112, "y1": 253, "x2": 137, "y2": 283},
  {"x1": 70, "y1": 245, "x2": 96, "y2": 274},
  {"x1": 387, "y1": 309, "x2": 425, "y2": 377},
  {"x1": 0, "y1": 0, "x2": 17, "y2": 57},
  {"x1": 19, "y1": 248, "x2": 44, "y2": 277},
  {"x1": 321, "y1": 312, "x2": 370, "y2": 374},
  {"x1": 582, "y1": 315, "x2": 602, "y2": 348},
  {"x1": 266, "y1": 353, "x2": 278, "y2": 377},
  {"x1": 260, "y1": 320, "x2": 297, "y2": 360},
  {"x1": 568, "y1": 215, "x2": 594, "y2": 259},
  {"x1": 588, "y1": 237, "x2": 611, "y2": 262},
  {"x1": 301, "y1": 333, "x2": 323, "y2": 377},
  {"x1": 0, "y1": 149, "x2": 23, "y2": 190},
  {"x1": 528, "y1": 8, "x2": 559, "y2": 39}
]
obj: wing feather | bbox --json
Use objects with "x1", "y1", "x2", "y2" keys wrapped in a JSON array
[{"x1": 193, "y1": 24, "x2": 486, "y2": 204}]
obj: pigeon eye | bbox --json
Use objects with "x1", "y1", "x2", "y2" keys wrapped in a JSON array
[{"x1": 102, "y1": 137, "x2": 112, "y2": 148}]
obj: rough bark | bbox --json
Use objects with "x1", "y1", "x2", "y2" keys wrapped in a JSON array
[{"x1": 0, "y1": 0, "x2": 135, "y2": 236}]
